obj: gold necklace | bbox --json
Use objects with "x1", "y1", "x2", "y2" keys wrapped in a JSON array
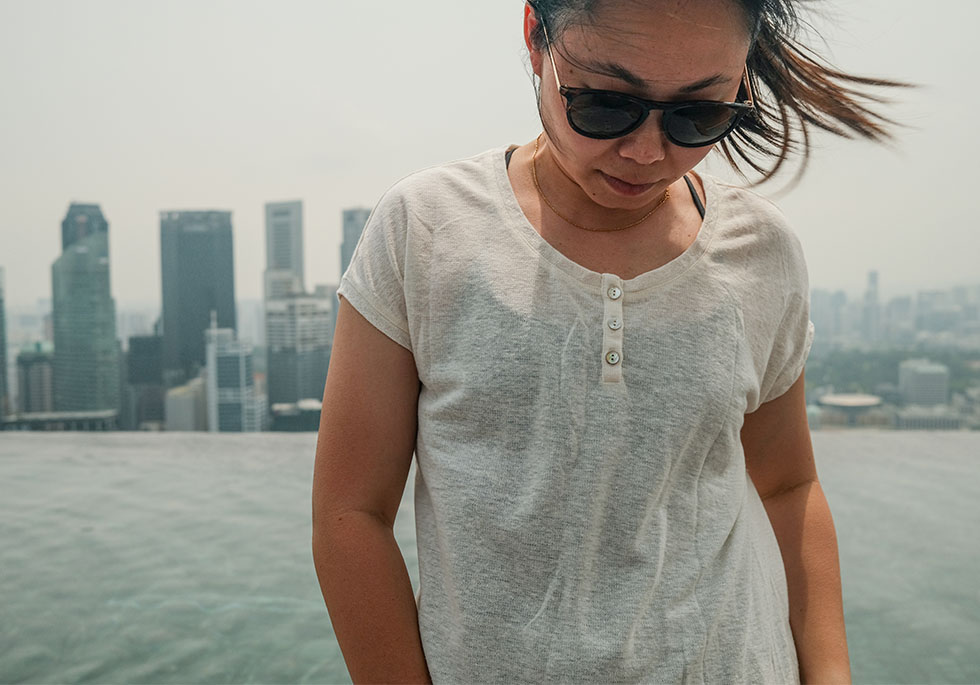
[{"x1": 531, "y1": 134, "x2": 670, "y2": 232}]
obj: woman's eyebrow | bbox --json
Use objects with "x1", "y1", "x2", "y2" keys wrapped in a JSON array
[
  {"x1": 677, "y1": 73, "x2": 735, "y2": 94},
  {"x1": 587, "y1": 59, "x2": 735, "y2": 94}
]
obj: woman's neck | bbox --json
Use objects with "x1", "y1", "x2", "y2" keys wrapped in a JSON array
[{"x1": 531, "y1": 136, "x2": 676, "y2": 233}]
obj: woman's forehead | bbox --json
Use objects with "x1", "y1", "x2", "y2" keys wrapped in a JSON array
[
  {"x1": 556, "y1": 2, "x2": 750, "y2": 89},
  {"x1": 590, "y1": 0, "x2": 750, "y2": 30}
]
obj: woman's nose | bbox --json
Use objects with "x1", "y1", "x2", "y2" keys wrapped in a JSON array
[{"x1": 617, "y1": 115, "x2": 668, "y2": 165}]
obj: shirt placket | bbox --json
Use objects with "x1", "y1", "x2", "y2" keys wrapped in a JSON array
[{"x1": 601, "y1": 273, "x2": 625, "y2": 384}]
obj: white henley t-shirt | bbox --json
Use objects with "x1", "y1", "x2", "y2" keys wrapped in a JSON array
[{"x1": 336, "y1": 146, "x2": 815, "y2": 684}]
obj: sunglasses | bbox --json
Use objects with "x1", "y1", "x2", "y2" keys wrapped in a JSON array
[{"x1": 539, "y1": 20, "x2": 755, "y2": 147}]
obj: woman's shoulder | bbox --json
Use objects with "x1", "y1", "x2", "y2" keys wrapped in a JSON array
[
  {"x1": 698, "y1": 173, "x2": 809, "y2": 295},
  {"x1": 374, "y1": 146, "x2": 507, "y2": 219},
  {"x1": 703, "y1": 174, "x2": 793, "y2": 233},
  {"x1": 702, "y1": 173, "x2": 806, "y2": 265}
]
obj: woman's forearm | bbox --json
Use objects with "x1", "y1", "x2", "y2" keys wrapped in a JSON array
[
  {"x1": 313, "y1": 511, "x2": 432, "y2": 684},
  {"x1": 762, "y1": 480, "x2": 852, "y2": 684}
]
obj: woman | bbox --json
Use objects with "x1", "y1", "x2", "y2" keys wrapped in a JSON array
[{"x1": 312, "y1": 1, "x2": 904, "y2": 682}]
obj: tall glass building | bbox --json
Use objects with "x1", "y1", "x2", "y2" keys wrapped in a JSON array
[
  {"x1": 264, "y1": 200, "x2": 304, "y2": 300},
  {"x1": 263, "y1": 200, "x2": 332, "y2": 407},
  {"x1": 51, "y1": 204, "x2": 120, "y2": 412},
  {"x1": 340, "y1": 207, "x2": 371, "y2": 278},
  {"x1": 123, "y1": 334, "x2": 165, "y2": 430},
  {"x1": 160, "y1": 210, "x2": 236, "y2": 386},
  {"x1": 333, "y1": 207, "x2": 371, "y2": 335}
]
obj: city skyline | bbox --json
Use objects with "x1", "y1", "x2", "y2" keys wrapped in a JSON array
[
  {"x1": 3, "y1": 255, "x2": 978, "y2": 429},
  {"x1": 1, "y1": 1, "x2": 979, "y2": 309},
  {"x1": 0, "y1": 195, "x2": 368, "y2": 431},
  {"x1": 7, "y1": 269, "x2": 977, "y2": 343}
]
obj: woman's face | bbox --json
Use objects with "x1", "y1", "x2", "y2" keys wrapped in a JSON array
[{"x1": 527, "y1": 0, "x2": 752, "y2": 211}]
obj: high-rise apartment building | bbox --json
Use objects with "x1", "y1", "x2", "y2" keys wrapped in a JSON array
[
  {"x1": 0, "y1": 266, "x2": 8, "y2": 416},
  {"x1": 51, "y1": 203, "x2": 121, "y2": 412},
  {"x1": 265, "y1": 295, "x2": 332, "y2": 406},
  {"x1": 160, "y1": 210, "x2": 236, "y2": 385},
  {"x1": 205, "y1": 316, "x2": 260, "y2": 432},
  {"x1": 264, "y1": 200, "x2": 304, "y2": 299},
  {"x1": 16, "y1": 343, "x2": 54, "y2": 413},
  {"x1": 899, "y1": 358, "x2": 949, "y2": 407}
]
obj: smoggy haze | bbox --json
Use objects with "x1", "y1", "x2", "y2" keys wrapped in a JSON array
[{"x1": 1, "y1": 0, "x2": 977, "y2": 309}]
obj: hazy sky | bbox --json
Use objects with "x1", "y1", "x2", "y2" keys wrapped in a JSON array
[{"x1": 1, "y1": 0, "x2": 978, "y2": 310}]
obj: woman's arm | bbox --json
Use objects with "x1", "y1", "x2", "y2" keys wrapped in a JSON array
[
  {"x1": 742, "y1": 370, "x2": 852, "y2": 685},
  {"x1": 312, "y1": 298, "x2": 432, "y2": 684}
]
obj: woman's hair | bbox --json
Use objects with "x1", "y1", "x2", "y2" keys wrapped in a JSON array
[{"x1": 527, "y1": 0, "x2": 914, "y2": 186}]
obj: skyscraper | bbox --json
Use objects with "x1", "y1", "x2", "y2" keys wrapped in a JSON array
[
  {"x1": 123, "y1": 334, "x2": 165, "y2": 430},
  {"x1": 17, "y1": 342, "x2": 54, "y2": 413},
  {"x1": 0, "y1": 266, "x2": 8, "y2": 416},
  {"x1": 862, "y1": 270, "x2": 881, "y2": 343},
  {"x1": 335, "y1": 207, "x2": 371, "y2": 333},
  {"x1": 205, "y1": 315, "x2": 260, "y2": 432},
  {"x1": 265, "y1": 295, "x2": 332, "y2": 406},
  {"x1": 263, "y1": 199, "x2": 332, "y2": 407},
  {"x1": 51, "y1": 203, "x2": 121, "y2": 412},
  {"x1": 160, "y1": 210, "x2": 236, "y2": 385},
  {"x1": 264, "y1": 200, "x2": 304, "y2": 299},
  {"x1": 341, "y1": 208, "x2": 371, "y2": 277}
]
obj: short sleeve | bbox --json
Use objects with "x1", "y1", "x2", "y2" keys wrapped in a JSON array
[
  {"x1": 336, "y1": 191, "x2": 413, "y2": 351},
  {"x1": 758, "y1": 231, "x2": 815, "y2": 404}
]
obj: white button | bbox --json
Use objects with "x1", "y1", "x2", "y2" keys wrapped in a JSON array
[
  {"x1": 607, "y1": 286, "x2": 623, "y2": 300},
  {"x1": 605, "y1": 351, "x2": 621, "y2": 365},
  {"x1": 607, "y1": 317, "x2": 622, "y2": 331}
]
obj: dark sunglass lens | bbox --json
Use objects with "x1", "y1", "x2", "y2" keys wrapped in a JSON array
[
  {"x1": 667, "y1": 104, "x2": 740, "y2": 146},
  {"x1": 567, "y1": 93, "x2": 645, "y2": 138}
]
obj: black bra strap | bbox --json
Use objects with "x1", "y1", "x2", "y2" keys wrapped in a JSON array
[
  {"x1": 684, "y1": 174, "x2": 704, "y2": 219},
  {"x1": 683, "y1": 174, "x2": 706, "y2": 219},
  {"x1": 505, "y1": 147, "x2": 516, "y2": 169}
]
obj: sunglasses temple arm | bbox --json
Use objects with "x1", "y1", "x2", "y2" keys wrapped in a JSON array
[
  {"x1": 742, "y1": 64, "x2": 755, "y2": 105},
  {"x1": 539, "y1": 21, "x2": 565, "y2": 93}
]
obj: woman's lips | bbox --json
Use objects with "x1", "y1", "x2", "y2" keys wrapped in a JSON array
[{"x1": 600, "y1": 171, "x2": 656, "y2": 197}]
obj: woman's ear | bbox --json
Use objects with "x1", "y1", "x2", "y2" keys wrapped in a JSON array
[{"x1": 524, "y1": 3, "x2": 544, "y2": 78}]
